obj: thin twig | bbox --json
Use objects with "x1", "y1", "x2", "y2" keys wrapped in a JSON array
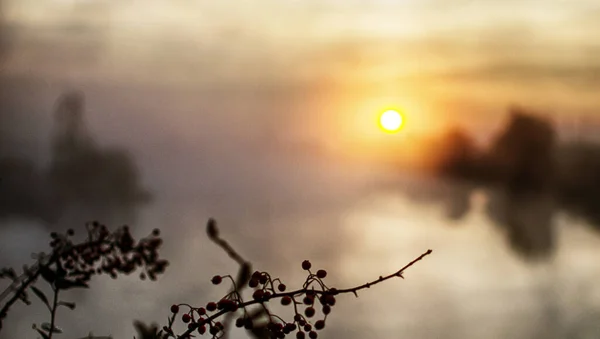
[
  {"x1": 175, "y1": 249, "x2": 433, "y2": 338},
  {"x1": 48, "y1": 284, "x2": 60, "y2": 339}
]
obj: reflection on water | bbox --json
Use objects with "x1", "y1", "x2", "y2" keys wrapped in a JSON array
[{"x1": 3, "y1": 149, "x2": 600, "y2": 339}]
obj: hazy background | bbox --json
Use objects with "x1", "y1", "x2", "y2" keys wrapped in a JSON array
[{"x1": 1, "y1": 0, "x2": 600, "y2": 338}]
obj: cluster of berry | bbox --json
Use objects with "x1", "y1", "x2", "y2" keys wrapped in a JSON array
[{"x1": 165, "y1": 259, "x2": 338, "y2": 339}]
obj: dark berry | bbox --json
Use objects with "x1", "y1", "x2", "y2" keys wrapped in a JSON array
[
  {"x1": 309, "y1": 330, "x2": 318, "y2": 339},
  {"x1": 209, "y1": 326, "x2": 219, "y2": 335},
  {"x1": 278, "y1": 283, "x2": 287, "y2": 292},
  {"x1": 197, "y1": 325, "x2": 206, "y2": 335},
  {"x1": 170, "y1": 305, "x2": 179, "y2": 313},
  {"x1": 325, "y1": 295, "x2": 336, "y2": 306},
  {"x1": 303, "y1": 296, "x2": 314, "y2": 305},
  {"x1": 236, "y1": 318, "x2": 245, "y2": 328},
  {"x1": 316, "y1": 270, "x2": 327, "y2": 279},
  {"x1": 211, "y1": 275, "x2": 222, "y2": 285},
  {"x1": 252, "y1": 271, "x2": 262, "y2": 280},
  {"x1": 182, "y1": 314, "x2": 191, "y2": 323},
  {"x1": 296, "y1": 332, "x2": 305, "y2": 339},
  {"x1": 302, "y1": 260, "x2": 311, "y2": 270},
  {"x1": 253, "y1": 289, "x2": 265, "y2": 301},
  {"x1": 206, "y1": 302, "x2": 217, "y2": 312},
  {"x1": 304, "y1": 324, "x2": 312, "y2": 332},
  {"x1": 249, "y1": 279, "x2": 259, "y2": 288},
  {"x1": 259, "y1": 274, "x2": 268, "y2": 285},
  {"x1": 304, "y1": 307, "x2": 315, "y2": 318},
  {"x1": 314, "y1": 320, "x2": 325, "y2": 330},
  {"x1": 197, "y1": 307, "x2": 206, "y2": 315},
  {"x1": 322, "y1": 305, "x2": 331, "y2": 315},
  {"x1": 281, "y1": 296, "x2": 292, "y2": 306}
]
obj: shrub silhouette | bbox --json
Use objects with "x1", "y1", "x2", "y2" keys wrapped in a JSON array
[
  {"x1": 419, "y1": 106, "x2": 600, "y2": 260},
  {"x1": 0, "y1": 91, "x2": 151, "y2": 227},
  {"x1": 0, "y1": 219, "x2": 432, "y2": 339}
]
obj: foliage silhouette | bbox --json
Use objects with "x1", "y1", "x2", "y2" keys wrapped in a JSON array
[
  {"x1": 0, "y1": 219, "x2": 432, "y2": 339},
  {"x1": 0, "y1": 222, "x2": 168, "y2": 338}
]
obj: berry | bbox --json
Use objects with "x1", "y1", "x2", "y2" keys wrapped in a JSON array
[
  {"x1": 278, "y1": 283, "x2": 287, "y2": 292},
  {"x1": 197, "y1": 325, "x2": 206, "y2": 335},
  {"x1": 249, "y1": 279, "x2": 259, "y2": 288},
  {"x1": 325, "y1": 295, "x2": 336, "y2": 306},
  {"x1": 252, "y1": 271, "x2": 262, "y2": 280},
  {"x1": 253, "y1": 289, "x2": 265, "y2": 301},
  {"x1": 206, "y1": 302, "x2": 217, "y2": 312},
  {"x1": 235, "y1": 318, "x2": 245, "y2": 328},
  {"x1": 314, "y1": 320, "x2": 325, "y2": 330},
  {"x1": 304, "y1": 307, "x2": 315, "y2": 318},
  {"x1": 309, "y1": 330, "x2": 318, "y2": 339},
  {"x1": 281, "y1": 296, "x2": 292, "y2": 306},
  {"x1": 304, "y1": 324, "x2": 312, "y2": 332},
  {"x1": 296, "y1": 332, "x2": 305, "y2": 339},
  {"x1": 170, "y1": 305, "x2": 179, "y2": 313},
  {"x1": 197, "y1": 307, "x2": 206, "y2": 315},
  {"x1": 316, "y1": 270, "x2": 327, "y2": 279},
  {"x1": 244, "y1": 319, "x2": 254, "y2": 329},
  {"x1": 209, "y1": 326, "x2": 219, "y2": 335},
  {"x1": 302, "y1": 260, "x2": 312, "y2": 270},
  {"x1": 303, "y1": 296, "x2": 314, "y2": 305},
  {"x1": 285, "y1": 323, "x2": 297, "y2": 332},
  {"x1": 182, "y1": 314, "x2": 191, "y2": 323},
  {"x1": 259, "y1": 274, "x2": 269, "y2": 285},
  {"x1": 322, "y1": 305, "x2": 331, "y2": 315},
  {"x1": 294, "y1": 314, "x2": 303, "y2": 322},
  {"x1": 188, "y1": 322, "x2": 197, "y2": 330},
  {"x1": 211, "y1": 275, "x2": 222, "y2": 285}
]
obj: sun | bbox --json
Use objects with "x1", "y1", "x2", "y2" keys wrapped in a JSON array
[{"x1": 379, "y1": 110, "x2": 404, "y2": 133}]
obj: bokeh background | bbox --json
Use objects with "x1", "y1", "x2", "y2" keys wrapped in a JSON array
[{"x1": 1, "y1": 0, "x2": 600, "y2": 338}]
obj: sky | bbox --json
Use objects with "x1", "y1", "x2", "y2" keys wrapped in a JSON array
[{"x1": 2, "y1": 0, "x2": 599, "y2": 153}]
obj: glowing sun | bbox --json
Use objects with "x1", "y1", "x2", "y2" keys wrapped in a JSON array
[{"x1": 379, "y1": 110, "x2": 404, "y2": 133}]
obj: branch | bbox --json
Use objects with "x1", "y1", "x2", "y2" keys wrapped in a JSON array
[{"x1": 174, "y1": 247, "x2": 433, "y2": 339}]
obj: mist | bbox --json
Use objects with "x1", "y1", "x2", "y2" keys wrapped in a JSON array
[{"x1": 2, "y1": 1, "x2": 600, "y2": 339}]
